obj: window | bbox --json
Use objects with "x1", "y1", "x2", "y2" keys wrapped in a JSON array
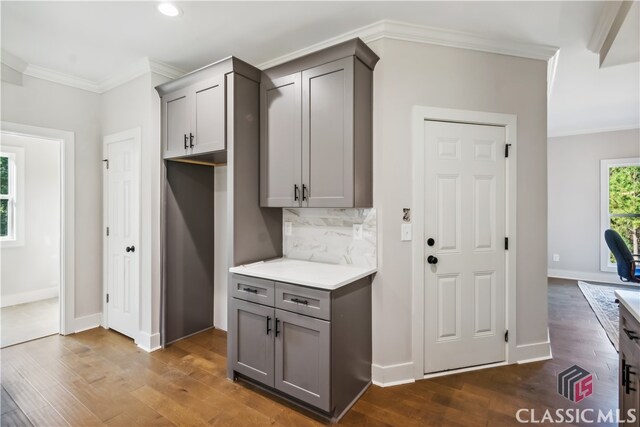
[
  {"x1": 601, "y1": 158, "x2": 640, "y2": 271},
  {"x1": 0, "y1": 152, "x2": 17, "y2": 241}
]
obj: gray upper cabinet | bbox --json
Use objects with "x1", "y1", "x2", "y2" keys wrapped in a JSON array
[
  {"x1": 260, "y1": 38, "x2": 379, "y2": 208},
  {"x1": 158, "y1": 57, "x2": 262, "y2": 160},
  {"x1": 260, "y1": 73, "x2": 302, "y2": 207}
]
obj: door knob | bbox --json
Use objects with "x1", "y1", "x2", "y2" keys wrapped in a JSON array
[
  {"x1": 427, "y1": 255, "x2": 438, "y2": 264},
  {"x1": 126, "y1": 245, "x2": 135, "y2": 253}
]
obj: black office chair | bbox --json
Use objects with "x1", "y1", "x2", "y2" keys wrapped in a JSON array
[{"x1": 604, "y1": 229, "x2": 640, "y2": 283}]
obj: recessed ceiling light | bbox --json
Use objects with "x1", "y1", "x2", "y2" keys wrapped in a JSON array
[{"x1": 158, "y1": 2, "x2": 182, "y2": 17}]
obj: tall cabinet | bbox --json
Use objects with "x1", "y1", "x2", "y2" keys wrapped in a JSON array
[
  {"x1": 156, "y1": 57, "x2": 282, "y2": 345},
  {"x1": 260, "y1": 38, "x2": 379, "y2": 208}
]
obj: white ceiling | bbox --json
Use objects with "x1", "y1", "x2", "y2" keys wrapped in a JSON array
[{"x1": 2, "y1": 1, "x2": 639, "y2": 136}]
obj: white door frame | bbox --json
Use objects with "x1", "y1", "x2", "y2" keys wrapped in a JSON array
[
  {"x1": 102, "y1": 127, "x2": 142, "y2": 340},
  {"x1": 1, "y1": 121, "x2": 75, "y2": 335},
  {"x1": 411, "y1": 106, "x2": 517, "y2": 379}
]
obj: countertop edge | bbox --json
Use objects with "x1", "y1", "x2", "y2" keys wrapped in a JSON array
[
  {"x1": 228, "y1": 266, "x2": 377, "y2": 291},
  {"x1": 616, "y1": 290, "x2": 640, "y2": 324}
]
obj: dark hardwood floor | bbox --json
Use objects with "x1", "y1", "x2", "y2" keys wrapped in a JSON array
[{"x1": 0, "y1": 279, "x2": 618, "y2": 426}]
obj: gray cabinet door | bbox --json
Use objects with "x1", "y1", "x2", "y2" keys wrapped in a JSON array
[
  {"x1": 192, "y1": 75, "x2": 225, "y2": 154},
  {"x1": 260, "y1": 73, "x2": 302, "y2": 207},
  {"x1": 275, "y1": 308, "x2": 330, "y2": 411},
  {"x1": 302, "y1": 57, "x2": 354, "y2": 207},
  {"x1": 230, "y1": 298, "x2": 275, "y2": 387},
  {"x1": 163, "y1": 89, "x2": 190, "y2": 159}
]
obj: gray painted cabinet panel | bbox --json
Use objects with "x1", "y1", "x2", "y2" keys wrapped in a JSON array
[
  {"x1": 260, "y1": 41, "x2": 376, "y2": 208},
  {"x1": 260, "y1": 73, "x2": 302, "y2": 207},
  {"x1": 230, "y1": 298, "x2": 275, "y2": 387},
  {"x1": 164, "y1": 90, "x2": 190, "y2": 159},
  {"x1": 192, "y1": 75, "x2": 225, "y2": 154},
  {"x1": 302, "y1": 58, "x2": 354, "y2": 208}
]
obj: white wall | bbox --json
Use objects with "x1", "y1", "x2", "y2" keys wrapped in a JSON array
[
  {"x1": 548, "y1": 128, "x2": 640, "y2": 283},
  {"x1": 100, "y1": 72, "x2": 169, "y2": 350},
  {"x1": 368, "y1": 38, "x2": 549, "y2": 382},
  {"x1": 1, "y1": 134, "x2": 60, "y2": 306},
  {"x1": 1, "y1": 75, "x2": 102, "y2": 319}
]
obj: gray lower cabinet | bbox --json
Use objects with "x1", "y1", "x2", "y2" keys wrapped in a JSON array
[
  {"x1": 619, "y1": 305, "x2": 640, "y2": 426},
  {"x1": 228, "y1": 273, "x2": 372, "y2": 421},
  {"x1": 260, "y1": 38, "x2": 379, "y2": 208}
]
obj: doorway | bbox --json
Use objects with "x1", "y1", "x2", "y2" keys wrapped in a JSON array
[
  {"x1": 102, "y1": 128, "x2": 141, "y2": 341},
  {"x1": 411, "y1": 107, "x2": 517, "y2": 378},
  {"x1": 0, "y1": 132, "x2": 61, "y2": 347}
]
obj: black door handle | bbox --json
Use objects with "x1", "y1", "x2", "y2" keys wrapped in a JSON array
[
  {"x1": 275, "y1": 318, "x2": 280, "y2": 337},
  {"x1": 624, "y1": 328, "x2": 639, "y2": 341},
  {"x1": 189, "y1": 133, "x2": 194, "y2": 148},
  {"x1": 184, "y1": 134, "x2": 188, "y2": 149},
  {"x1": 626, "y1": 363, "x2": 637, "y2": 394},
  {"x1": 243, "y1": 287, "x2": 258, "y2": 294},
  {"x1": 126, "y1": 245, "x2": 135, "y2": 253},
  {"x1": 294, "y1": 184, "x2": 299, "y2": 201},
  {"x1": 291, "y1": 298, "x2": 308, "y2": 305},
  {"x1": 266, "y1": 316, "x2": 271, "y2": 335},
  {"x1": 302, "y1": 184, "x2": 308, "y2": 201},
  {"x1": 427, "y1": 255, "x2": 438, "y2": 264}
]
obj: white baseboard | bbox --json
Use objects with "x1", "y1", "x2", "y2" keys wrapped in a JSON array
[
  {"x1": 371, "y1": 362, "x2": 415, "y2": 387},
  {"x1": 548, "y1": 268, "x2": 625, "y2": 285},
  {"x1": 74, "y1": 313, "x2": 102, "y2": 333},
  {"x1": 516, "y1": 329, "x2": 552, "y2": 363},
  {"x1": 136, "y1": 331, "x2": 161, "y2": 353},
  {"x1": 0, "y1": 286, "x2": 59, "y2": 308}
]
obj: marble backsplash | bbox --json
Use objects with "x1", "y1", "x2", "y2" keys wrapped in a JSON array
[{"x1": 283, "y1": 208, "x2": 377, "y2": 268}]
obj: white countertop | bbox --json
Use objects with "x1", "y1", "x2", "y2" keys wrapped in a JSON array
[
  {"x1": 229, "y1": 258, "x2": 376, "y2": 290},
  {"x1": 616, "y1": 290, "x2": 640, "y2": 324}
]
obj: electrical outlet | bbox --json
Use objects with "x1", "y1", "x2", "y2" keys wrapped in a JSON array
[
  {"x1": 552, "y1": 253, "x2": 560, "y2": 262},
  {"x1": 284, "y1": 222, "x2": 292, "y2": 236},
  {"x1": 353, "y1": 224, "x2": 363, "y2": 240}
]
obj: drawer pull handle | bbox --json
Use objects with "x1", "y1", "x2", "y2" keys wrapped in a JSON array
[
  {"x1": 624, "y1": 328, "x2": 639, "y2": 340},
  {"x1": 291, "y1": 298, "x2": 308, "y2": 305},
  {"x1": 266, "y1": 316, "x2": 271, "y2": 335},
  {"x1": 275, "y1": 318, "x2": 280, "y2": 337},
  {"x1": 243, "y1": 287, "x2": 258, "y2": 294},
  {"x1": 626, "y1": 363, "x2": 637, "y2": 394}
]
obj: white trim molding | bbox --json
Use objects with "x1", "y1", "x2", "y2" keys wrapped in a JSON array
[
  {"x1": 371, "y1": 362, "x2": 416, "y2": 387},
  {"x1": 258, "y1": 19, "x2": 558, "y2": 70},
  {"x1": 411, "y1": 106, "x2": 518, "y2": 381},
  {"x1": 74, "y1": 313, "x2": 103, "y2": 333},
  {"x1": 1, "y1": 49, "x2": 28, "y2": 73},
  {"x1": 548, "y1": 124, "x2": 640, "y2": 139},
  {"x1": 0, "y1": 286, "x2": 59, "y2": 308},
  {"x1": 516, "y1": 329, "x2": 552, "y2": 363},
  {"x1": 548, "y1": 268, "x2": 630, "y2": 286},
  {"x1": 136, "y1": 332, "x2": 161, "y2": 353},
  {"x1": 1, "y1": 122, "x2": 75, "y2": 336}
]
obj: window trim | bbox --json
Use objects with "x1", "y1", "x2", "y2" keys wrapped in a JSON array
[
  {"x1": 600, "y1": 157, "x2": 640, "y2": 272},
  {"x1": 0, "y1": 146, "x2": 25, "y2": 247}
]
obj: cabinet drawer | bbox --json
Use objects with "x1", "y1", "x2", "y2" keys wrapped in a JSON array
[
  {"x1": 275, "y1": 282, "x2": 330, "y2": 321},
  {"x1": 231, "y1": 275, "x2": 275, "y2": 306},
  {"x1": 621, "y1": 306, "x2": 640, "y2": 350}
]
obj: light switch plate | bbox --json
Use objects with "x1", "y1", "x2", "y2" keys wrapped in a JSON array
[
  {"x1": 284, "y1": 222, "x2": 293, "y2": 236},
  {"x1": 353, "y1": 224, "x2": 363, "y2": 240},
  {"x1": 401, "y1": 224, "x2": 412, "y2": 241}
]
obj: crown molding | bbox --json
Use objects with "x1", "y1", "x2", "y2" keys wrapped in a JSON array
[
  {"x1": 547, "y1": 50, "x2": 560, "y2": 98},
  {"x1": 1, "y1": 49, "x2": 28, "y2": 73},
  {"x1": 257, "y1": 19, "x2": 558, "y2": 70},
  {"x1": 24, "y1": 64, "x2": 102, "y2": 93},
  {"x1": 99, "y1": 57, "x2": 185, "y2": 93},
  {"x1": 588, "y1": 1, "x2": 622, "y2": 53},
  {"x1": 548, "y1": 123, "x2": 640, "y2": 138}
]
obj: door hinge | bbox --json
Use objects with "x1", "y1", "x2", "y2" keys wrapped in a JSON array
[
  {"x1": 504, "y1": 330, "x2": 509, "y2": 342},
  {"x1": 505, "y1": 144, "x2": 512, "y2": 158},
  {"x1": 102, "y1": 159, "x2": 109, "y2": 169},
  {"x1": 505, "y1": 237, "x2": 509, "y2": 250},
  {"x1": 106, "y1": 227, "x2": 109, "y2": 236},
  {"x1": 106, "y1": 293, "x2": 110, "y2": 303}
]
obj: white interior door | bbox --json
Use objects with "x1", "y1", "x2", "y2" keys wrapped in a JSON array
[
  {"x1": 424, "y1": 120, "x2": 506, "y2": 374},
  {"x1": 104, "y1": 129, "x2": 140, "y2": 340}
]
